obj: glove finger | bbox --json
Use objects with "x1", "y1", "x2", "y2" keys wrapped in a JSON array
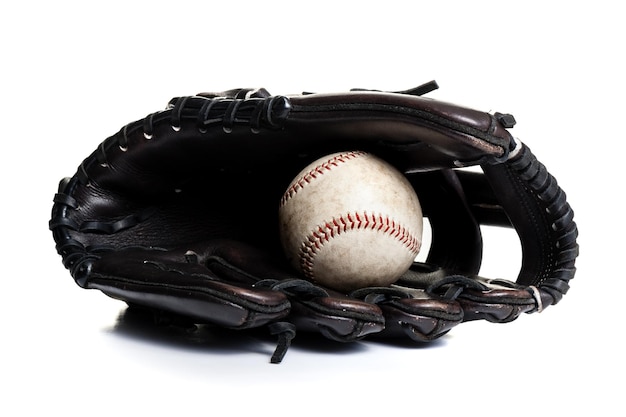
[
  {"x1": 409, "y1": 268, "x2": 537, "y2": 324},
  {"x1": 432, "y1": 279, "x2": 537, "y2": 323},
  {"x1": 83, "y1": 248, "x2": 291, "y2": 330},
  {"x1": 378, "y1": 297, "x2": 463, "y2": 342},
  {"x1": 281, "y1": 285, "x2": 386, "y2": 342},
  {"x1": 350, "y1": 281, "x2": 463, "y2": 342}
]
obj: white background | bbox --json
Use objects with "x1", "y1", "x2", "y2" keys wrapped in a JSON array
[{"x1": 2, "y1": 1, "x2": 623, "y2": 416}]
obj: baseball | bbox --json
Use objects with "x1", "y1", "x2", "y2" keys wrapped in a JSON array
[{"x1": 278, "y1": 150, "x2": 423, "y2": 293}]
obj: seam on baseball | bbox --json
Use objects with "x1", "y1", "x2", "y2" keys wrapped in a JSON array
[
  {"x1": 299, "y1": 211, "x2": 421, "y2": 280},
  {"x1": 279, "y1": 151, "x2": 367, "y2": 207}
]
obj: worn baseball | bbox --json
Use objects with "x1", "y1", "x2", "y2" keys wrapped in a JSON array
[{"x1": 278, "y1": 151, "x2": 423, "y2": 293}]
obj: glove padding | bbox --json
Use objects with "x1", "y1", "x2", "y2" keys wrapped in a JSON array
[{"x1": 50, "y1": 81, "x2": 578, "y2": 363}]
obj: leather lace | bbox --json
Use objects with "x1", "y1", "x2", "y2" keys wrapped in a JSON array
[{"x1": 97, "y1": 93, "x2": 290, "y2": 166}]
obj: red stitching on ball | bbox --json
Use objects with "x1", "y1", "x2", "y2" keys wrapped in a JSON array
[
  {"x1": 279, "y1": 151, "x2": 367, "y2": 207},
  {"x1": 299, "y1": 211, "x2": 421, "y2": 281}
]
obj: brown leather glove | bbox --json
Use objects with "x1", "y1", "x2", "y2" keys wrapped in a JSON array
[{"x1": 49, "y1": 81, "x2": 578, "y2": 363}]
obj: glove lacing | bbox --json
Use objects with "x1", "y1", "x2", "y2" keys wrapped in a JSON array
[{"x1": 255, "y1": 279, "x2": 330, "y2": 364}]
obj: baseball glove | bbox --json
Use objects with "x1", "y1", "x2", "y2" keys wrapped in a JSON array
[{"x1": 49, "y1": 81, "x2": 578, "y2": 363}]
